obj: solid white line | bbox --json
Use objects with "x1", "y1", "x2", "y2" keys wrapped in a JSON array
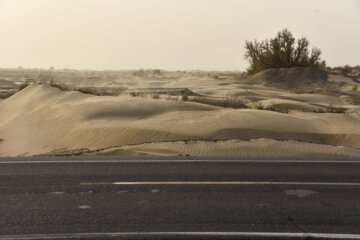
[
  {"x1": 1, "y1": 232, "x2": 360, "y2": 240},
  {"x1": 80, "y1": 181, "x2": 360, "y2": 186},
  {"x1": 0, "y1": 159, "x2": 360, "y2": 164},
  {"x1": 271, "y1": 182, "x2": 360, "y2": 186}
]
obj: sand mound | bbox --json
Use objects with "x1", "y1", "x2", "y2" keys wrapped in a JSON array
[
  {"x1": 1, "y1": 84, "x2": 360, "y2": 157},
  {"x1": 280, "y1": 93, "x2": 345, "y2": 106},
  {"x1": 242, "y1": 67, "x2": 328, "y2": 92}
]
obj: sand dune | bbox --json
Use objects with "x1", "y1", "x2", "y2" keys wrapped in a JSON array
[{"x1": 1, "y1": 79, "x2": 360, "y2": 157}]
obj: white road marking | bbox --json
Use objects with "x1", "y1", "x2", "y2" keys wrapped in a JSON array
[
  {"x1": 272, "y1": 182, "x2": 360, "y2": 186},
  {"x1": 79, "y1": 190, "x2": 93, "y2": 194},
  {"x1": 0, "y1": 232, "x2": 359, "y2": 240},
  {"x1": 80, "y1": 181, "x2": 360, "y2": 186},
  {"x1": 284, "y1": 189, "x2": 318, "y2": 197},
  {"x1": 77, "y1": 205, "x2": 91, "y2": 209},
  {"x1": 0, "y1": 159, "x2": 360, "y2": 164},
  {"x1": 117, "y1": 190, "x2": 128, "y2": 194},
  {"x1": 48, "y1": 192, "x2": 65, "y2": 195}
]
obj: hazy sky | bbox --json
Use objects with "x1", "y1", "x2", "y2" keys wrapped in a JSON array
[{"x1": 0, "y1": 0, "x2": 359, "y2": 71}]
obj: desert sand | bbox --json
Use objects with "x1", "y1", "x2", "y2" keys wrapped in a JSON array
[{"x1": 0, "y1": 67, "x2": 360, "y2": 157}]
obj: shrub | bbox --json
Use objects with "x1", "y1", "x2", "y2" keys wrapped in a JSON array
[
  {"x1": 352, "y1": 84, "x2": 358, "y2": 92},
  {"x1": 182, "y1": 93, "x2": 189, "y2": 101},
  {"x1": 322, "y1": 87, "x2": 328, "y2": 93},
  {"x1": 152, "y1": 69, "x2": 162, "y2": 75},
  {"x1": 152, "y1": 94, "x2": 160, "y2": 99},
  {"x1": 341, "y1": 65, "x2": 352, "y2": 76},
  {"x1": 244, "y1": 29, "x2": 323, "y2": 74}
]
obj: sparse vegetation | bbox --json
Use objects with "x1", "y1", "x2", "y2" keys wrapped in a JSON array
[
  {"x1": 129, "y1": 92, "x2": 146, "y2": 98},
  {"x1": 49, "y1": 81, "x2": 127, "y2": 96},
  {"x1": 322, "y1": 87, "x2": 328, "y2": 93},
  {"x1": 244, "y1": 29, "x2": 324, "y2": 74},
  {"x1": 132, "y1": 68, "x2": 145, "y2": 77},
  {"x1": 327, "y1": 65, "x2": 360, "y2": 77}
]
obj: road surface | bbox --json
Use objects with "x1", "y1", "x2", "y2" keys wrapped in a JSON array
[{"x1": 0, "y1": 156, "x2": 359, "y2": 239}]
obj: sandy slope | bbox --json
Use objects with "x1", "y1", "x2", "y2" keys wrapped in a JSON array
[
  {"x1": 95, "y1": 139, "x2": 360, "y2": 157},
  {"x1": 1, "y1": 83, "x2": 360, "y2": 157}
]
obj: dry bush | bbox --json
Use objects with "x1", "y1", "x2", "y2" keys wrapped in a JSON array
[
  {"x1": 78, "y1": 87, "x2": 101, "y2": 95},
  {"x1": 17, "y1": 82, "x2": 29, "y2": 91},
  {"x1": 191, "y1": 96, "x2": 246, "y2": 109},
  {"x1": 222, "y1": 97, "x2": 246, "y2": 108},
  {"x1": 252, "y1": 101, "x2": 264, "y2": 110},
  {"x1": 313, "y1": 104, "x2": 346, "y2": 113},
  {"x1": 49, "y1": 81, "x2": 72, "y2": 91},
  {"x1": 325, "y1": 104, "x2": 346, "y2": 113},
  {"x1": 152, "y1": 94, "x2": 160, "y2": 99}
]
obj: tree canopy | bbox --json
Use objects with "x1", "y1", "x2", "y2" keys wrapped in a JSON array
[{"x1": 244, "y1": 29, "x2": 325, "y2": 74}]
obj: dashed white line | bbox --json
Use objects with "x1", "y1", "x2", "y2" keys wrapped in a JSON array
[{"x1": 78, "y1": 205, "x2": 91, "y2": 209}]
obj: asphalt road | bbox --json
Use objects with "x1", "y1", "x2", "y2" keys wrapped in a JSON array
[{"x1": 0, "y1": 156, "x2": 359, "y2": 240}]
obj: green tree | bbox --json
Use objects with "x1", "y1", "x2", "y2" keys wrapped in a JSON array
[
  {"x1": 342, "y1": 65, "x2": 352, "y2": 76},
  {"x1": 244, "y1": 29, "x2": 323, "y2": 74}
]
